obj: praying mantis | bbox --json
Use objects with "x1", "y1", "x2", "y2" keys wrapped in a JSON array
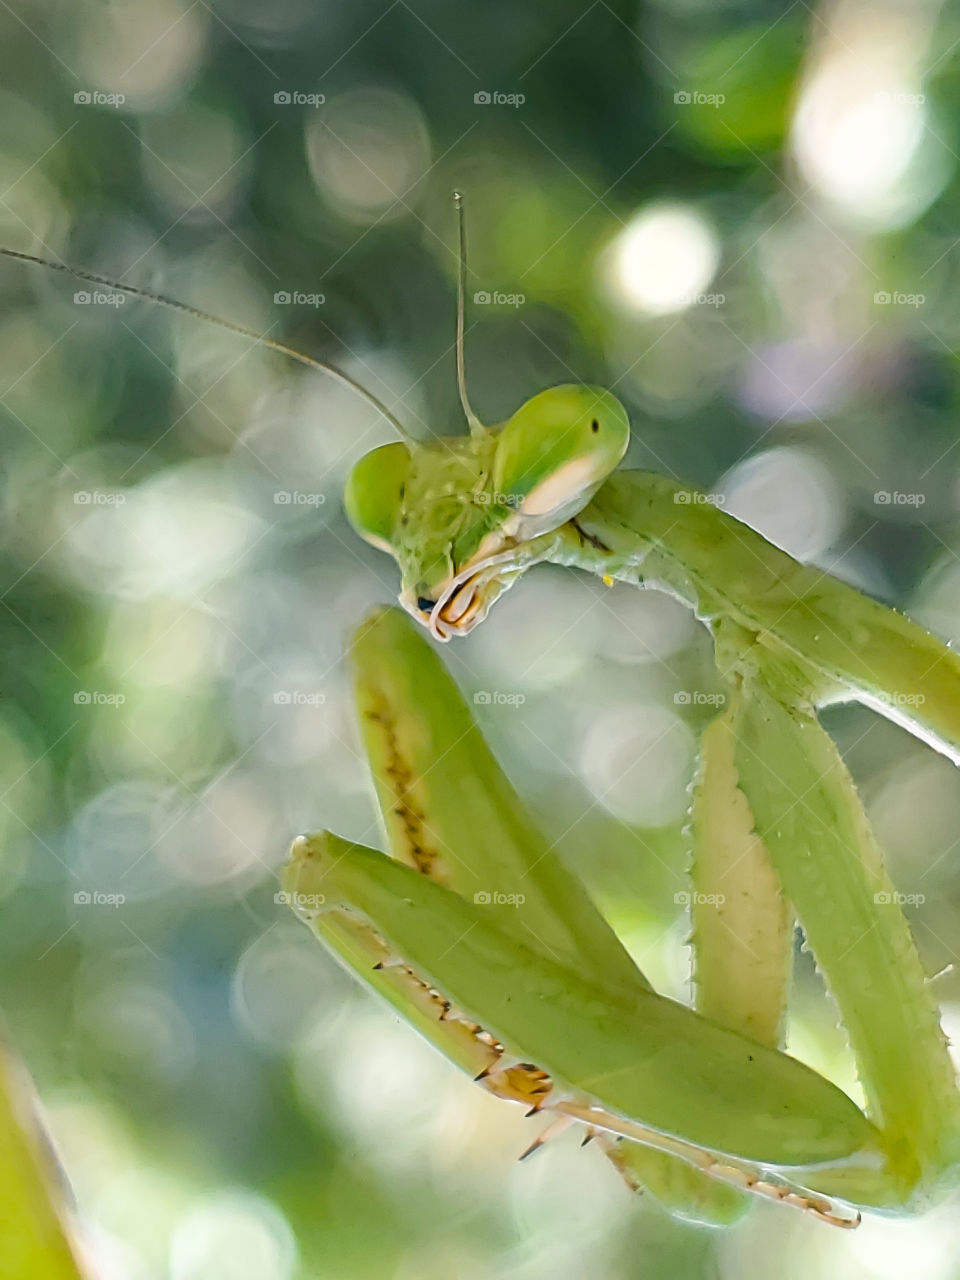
[{"x1": 5, "y1": 193, "x2": 960, "y2": 1231}]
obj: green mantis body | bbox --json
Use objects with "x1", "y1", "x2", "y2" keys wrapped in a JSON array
[
  {"x1": 6, "y1": 198, "x2": 960, "y2": 1230},
  {"x1": 323, "y1": 200, "x2": 960, "y2": 1224},
  {"x1": 338, "y1": 430, "x2": 960, "y2": 1220}
]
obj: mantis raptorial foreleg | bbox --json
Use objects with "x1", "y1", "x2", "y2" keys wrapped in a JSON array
[
  {"x1": 689, "y1": 690, "x2": 793, "y2": 1050},
  {"x1": 346, "y1": 607, "x2": 751, "y2": 1224},
  {"x1": 348, "y1": 607, "x2": 643, "y2": 990},
  {"x1": 285, "y1": 609, "x2": 912, "y2": 1227},
  {"x1": 285, "y1": 831, "x2": 877, "y2": 1218},
  {"x1": 724, "y1": 649, "x2": 960, "y2": 1207},
  {"x1": 542, "y1": 493, "x2": 960, "y2": 1208}
]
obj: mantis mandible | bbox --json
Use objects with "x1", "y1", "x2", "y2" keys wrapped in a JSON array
[{"x1": 6, "y1": 194, "x2": 960, "y2": 1229}]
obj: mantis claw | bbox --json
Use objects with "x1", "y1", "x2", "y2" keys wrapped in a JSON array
[{"x1": 518, "y1": 1115, "x2": 575, "y2": 1161}]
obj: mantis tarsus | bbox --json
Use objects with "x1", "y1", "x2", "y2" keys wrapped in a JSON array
[{"x1": 6, "y1": 194, "x2": 960, "y2": 1229}]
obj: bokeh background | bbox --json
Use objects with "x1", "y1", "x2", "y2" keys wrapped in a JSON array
[{"x1": 2, "y1": 0, "x2": 960, "y2": 1276}]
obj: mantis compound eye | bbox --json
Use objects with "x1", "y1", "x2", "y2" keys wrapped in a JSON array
[
  {"x1": 416, "y1": 596, "x2": 436, "y2": 613},
  {"x1": 343, "y1": 442, "x2": 412, "y2": 554},
  {"x1": 492, "y1": 385, "x2": 630, "y2": 537}
]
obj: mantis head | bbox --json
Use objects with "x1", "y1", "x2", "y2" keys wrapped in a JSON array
[
  {"x1": 0, "y1": 201, "x2": 629, "y2": 642},
  {"x1": 344, "y1": 384, "x2": 629, "y2": 638},
  {"x1": 346, "y1": 195, "x2": 630, "y2": 638}
]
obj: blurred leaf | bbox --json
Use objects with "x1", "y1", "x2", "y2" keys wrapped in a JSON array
[{"x1": 0, "y1": 1045, "x2": 86, "y2": 1280}]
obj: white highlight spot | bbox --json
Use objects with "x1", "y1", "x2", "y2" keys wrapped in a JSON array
[
  {"x1": 579, "y1": 705, "x2": 695, "y2": 826},
  {"x1": 717, "y1": 447, "x2": 845, "y2": 562},
  {"x1": 170, "y1": 1190, "x2": 296, "y2": 1280},
  {"x1": 606, "y1": 205, "x2": 720, "y2": 316}
]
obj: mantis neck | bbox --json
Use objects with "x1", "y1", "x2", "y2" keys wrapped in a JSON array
[{"x1": 544, "y1": 469, "x2": 960, "y2": 762}]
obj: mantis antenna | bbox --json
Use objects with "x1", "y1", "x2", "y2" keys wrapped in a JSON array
[
  {"x1": 0, "y1": 246, "x2": 414, "y2": 444},
  {"x1": 453, "y1": 192, "x2": 486, "y2": 438}
]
